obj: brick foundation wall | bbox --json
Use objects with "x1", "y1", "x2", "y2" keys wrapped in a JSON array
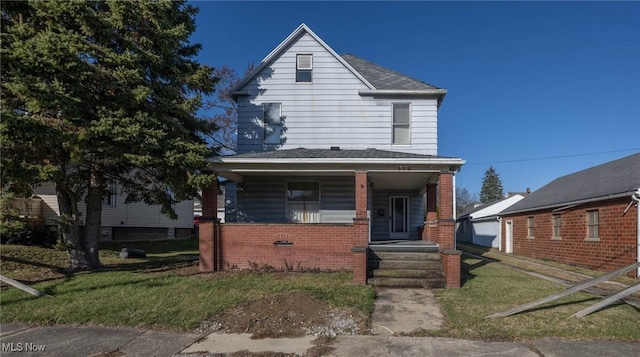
[
  {"x1": 218, "y1": 223, "x2": 359, "y2": 271},
  {"x1": 502, "y1": 197, "x2": 638, "y2": 274}
]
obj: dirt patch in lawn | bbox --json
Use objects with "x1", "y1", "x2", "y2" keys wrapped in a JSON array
[{"x1": 198, "y1": 291, "x2": 369, "y2": 339}]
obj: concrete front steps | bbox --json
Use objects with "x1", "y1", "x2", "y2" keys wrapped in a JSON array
[{"x1": 367, "y1": 243, "x2": 445, "y2": 288}]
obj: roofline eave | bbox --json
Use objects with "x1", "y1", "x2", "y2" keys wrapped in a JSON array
[{"x1": 500, "y1": 191, "x2": 638, "y2": 216}]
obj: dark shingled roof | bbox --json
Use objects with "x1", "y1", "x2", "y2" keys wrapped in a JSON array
[
  {"x1": 226, "y1": 148, "x2": 440, "y2": 159},
  {"x1": 341, "y1": 54, "x2": 441, "y2": 91},
  {"x1": 503, "y1": 153, "x2": 640, "y2": 214}
]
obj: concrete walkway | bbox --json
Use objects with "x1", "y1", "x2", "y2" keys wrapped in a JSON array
[{"x1": 371, "y1": 288, "x2": 445, "y2": 335}]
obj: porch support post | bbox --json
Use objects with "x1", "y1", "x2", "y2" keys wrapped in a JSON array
[
  {"x1": 437, "y1": 171, "x2": 461, "y2": 288},
  {"x1": 199, "y1": 178, "x2": 219, "y2": 272},
  {"x1": 423, "y1": 183, "x2": 438, "y2": 241},
  {"x1": 352, "y1": 171, "x2": 369, "y2": 284}
]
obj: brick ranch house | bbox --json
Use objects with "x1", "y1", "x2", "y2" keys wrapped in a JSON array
[
  {"x1": 198, "y1": 24, "x2": 465, "y2": 287},
  {"x1": 500, "y1": 152, "x2": 640, "y2": 277}
]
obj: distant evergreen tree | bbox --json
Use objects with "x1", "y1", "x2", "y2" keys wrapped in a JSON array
[{"x1": 480, "y1": 166, "x2": 504, "y2": 203}]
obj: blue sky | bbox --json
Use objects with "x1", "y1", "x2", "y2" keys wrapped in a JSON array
[{"x1": 191, "y1": 1, "x2": 640, "y2": 198}]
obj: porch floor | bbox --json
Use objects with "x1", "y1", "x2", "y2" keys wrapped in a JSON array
[{"x1": 369, "y1": 240, "x2": 438, "y2": 253}]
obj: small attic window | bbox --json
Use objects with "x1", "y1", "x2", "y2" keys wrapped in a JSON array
[{"x1": 296, "y1": 54, "x2": 312, "y2": 82}]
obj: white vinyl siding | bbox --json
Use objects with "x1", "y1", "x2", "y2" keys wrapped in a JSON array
[
  {"x1": 236, "y1": 32, "x2": 438, "y2": 155},
  {"x1": 34, "y1": 183, "x2": 193, "y2": 228},
  {"x1": 392, "y1": 103, "x2": 410, "y2": 145}
]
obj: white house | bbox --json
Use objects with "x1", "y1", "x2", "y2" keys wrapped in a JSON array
[
  {"x1": 33, "y1": 183, "x2": 194, "y2": 241},
  {"x1": 456, "y1": 194, "x2": 525, "y2": 248},
  {"x1": 200, "y1": 24, "x2": 465, "y2": 288}
]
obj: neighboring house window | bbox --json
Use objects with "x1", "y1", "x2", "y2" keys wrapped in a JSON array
[
  {"x1": 263, "y1": 103, "x2": 282, "y2": 145},
  {"x1": 392, "y1": 103, "x2": 410, "y2": 145},
  {"x1": 296, "y1": 54, "x2": 312, "y2": 82},
  {"x1": 104, "y1": 181, "x2": 117, "y2": 207},
  {"x1": 586, "y1": 210, "x2": 599, "y2": 240},
  {"x1": 527, "y1": 216, "x2": 535, "y2": 238},
  {"x1": 552, "y1": 214, "x2": 561, "y2": 239},
  {"x1": 287, "y1": 182, "x2": 320, "y2": 223}
]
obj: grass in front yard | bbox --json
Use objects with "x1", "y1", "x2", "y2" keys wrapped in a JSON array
[
  {"x1": 0, "y1": 243, "x2": 374, "y2": 331},
  {"x1": 434, "y1": 257, "x2": 640, "y2": 341}
]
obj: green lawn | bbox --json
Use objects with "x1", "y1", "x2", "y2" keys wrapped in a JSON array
[
  {"x1": 0, "y1": 241, "x2": 374, "y2": 331},
  {"x1": 433, "y1": 257, "x2": 640, "y2": 341}
]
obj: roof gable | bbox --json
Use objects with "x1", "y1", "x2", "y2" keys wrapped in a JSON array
[
  {"x1": 503, "y1": 153, "x2": 640, "y2": 214},
  {"x1": 232, "y1": 24, "x2": 374, "y2": 93}
]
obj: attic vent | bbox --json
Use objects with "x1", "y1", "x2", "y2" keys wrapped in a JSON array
[
  {"x1": 330, "y1": 146, "x2": 340, "y2": 151},
  {"x1": 297, "y1": 54, "x2": 313, "y2": 70}
]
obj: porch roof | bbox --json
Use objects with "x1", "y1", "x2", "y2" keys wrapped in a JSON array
[{"x1": 208, "y1": 148, "x2": 464, "y2": 190}]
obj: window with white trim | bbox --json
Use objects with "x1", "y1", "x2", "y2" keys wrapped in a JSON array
[
  {"x1": 552, "y1": 214, "x2": 561, "y2": 239},
  {"x1": 287, "y1": 182, "x2": 320, "y2": 223},
  {"x1": 263, "y1": 103, "x2": 282, "y2": 145},
  {"x1": 392, "y1": 103, "x2": 410, "y2": 145},
  {"x1": 296, "y1": 54, "x2": 312, "y2": 82},
  {"x1": 587, "y1": 210, "x2": 599, "y2": 239}
]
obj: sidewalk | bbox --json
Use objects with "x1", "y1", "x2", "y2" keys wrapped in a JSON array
[{"x1": 2, "y1": 322, "x2": 640, "y2": 357}]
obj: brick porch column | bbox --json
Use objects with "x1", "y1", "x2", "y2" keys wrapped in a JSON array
[
  {"x1": 199, "y1": 178, "x2": 218, "y2": 272},
  {"x1": 352, "y1": 171, "x2": 369, "y2": 284},
  {"x1": 422, "y1": 183, "x2": 438, "y2": 241},
  {"x1": 437, "y1": 172, "x2": 461, "y2": 288},
  {"x1": 437, "y1": 172, "x2": 454, "y2": 250}
]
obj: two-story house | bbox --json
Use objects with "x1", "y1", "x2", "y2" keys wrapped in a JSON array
[{"x1": 198, "y1": 24, "x2": 465, "y2": 288}]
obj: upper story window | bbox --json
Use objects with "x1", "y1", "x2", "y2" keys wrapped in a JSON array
[
  {"x1": 392, "y1": 103, "x2": 410, "y2": 145},
  {"x1": 104, "y1": 181, "x2": 117, "y2": 207},
  {"x1": 263, "y1": 103, "x2": 282, "y2": 145},
  {"x1": 296, "y1": 54, "x2": 312, "y2": 82},
  {"x1": 586, "y1": 209, "x2": 599, "y2": 240}
]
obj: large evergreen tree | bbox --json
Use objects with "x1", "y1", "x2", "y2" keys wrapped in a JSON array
[
  {"x1": 479, "y1": 166, "x2": 504, "y2": 203},
  {"x1": 1, "y1": 0, "x2": 218, "y2": 270}
]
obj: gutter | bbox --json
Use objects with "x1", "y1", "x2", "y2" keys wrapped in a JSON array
[
  {"x1": 209, "y1": 156, "x2": 465, "y2": 166},
  {"x1": 501, "y1": 191, "x2": 637, "y2": 216}
]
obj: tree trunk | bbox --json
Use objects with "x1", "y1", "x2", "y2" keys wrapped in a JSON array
[
  {"x1": 56, "y1": 187, "x2": 91, "y2": 270},
  {"x1": 84, "y1": 181, "x2": 103, "y2": 269}
]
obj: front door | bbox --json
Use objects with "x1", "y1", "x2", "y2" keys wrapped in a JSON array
[
  {"x1": 505, "y1": 220, "x2": 513, "y2": 253},
  {"x1": 389, "y1": 196, "x2": 410, "y2": 239}
]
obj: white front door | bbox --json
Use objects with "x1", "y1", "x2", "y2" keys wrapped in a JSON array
[
  {"x1": 505, "y1": 220, "x2": 513, "y2": 253},
  {"x1": 389, "y1": 196, "x2": 410, "y2": 239}
]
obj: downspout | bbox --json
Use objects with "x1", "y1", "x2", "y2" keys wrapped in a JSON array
[
  {"x1": 453, "y1": 172, "x2": 457, "y2": 251},
  {"x1": 632, "y1": 188, "x2": 640, "y2": 277}
]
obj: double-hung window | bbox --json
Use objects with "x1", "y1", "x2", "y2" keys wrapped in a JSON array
[
  {"x1": 527, "y1": 216, "x2": 535, "y2": 238},
  {"x1": 552, "y1": 214, "x2": 561, "y2": 239},
  {"x1": 296, "y1": 54, "x2": 312, "y2": 82},
  {"x1": 287, "y1": 182, "x2": 320, "y2": 223},
  {"x1": 104, "y1": 181, "x2": 117, "y2": 207},
  {"x1": 263, "y1": 103, "x2": 282, "y2": 145},
  {"x1": 586, "y1": 210, "x2": 599, "y2": 240},
  {"x1": 392, "y1": 103, "x2": 410, "y2": 145}
]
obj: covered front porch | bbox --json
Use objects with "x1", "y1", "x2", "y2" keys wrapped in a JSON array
[{"x1": 198, "y1": 149, "x2": 464, "y2": 287}]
